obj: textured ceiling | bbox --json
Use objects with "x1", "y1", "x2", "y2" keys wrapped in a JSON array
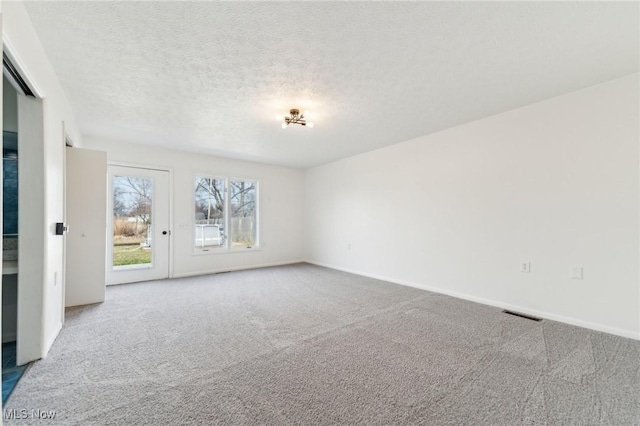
[{"x1": 24, "y1": 1, "x2": 639, "y2": 168}]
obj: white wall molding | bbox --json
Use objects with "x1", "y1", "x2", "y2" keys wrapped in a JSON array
[
  {"x1": 170, "y1": 260, "x2": 304, "y2": 279},
  {"x1": 42, "y1": 321, "x2": 62, "y2": 357},
  {"x1": 306, "y1": 260, "x2": 640, "y2": 341},
  {"x1": 3, "y1": 35, "x2": 45, "y2": 98}
]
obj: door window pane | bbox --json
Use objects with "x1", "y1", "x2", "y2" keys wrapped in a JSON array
[
  {"x1": 112, "y1": 175, "x2": 153, "y2": 267},
  {"x1": 194, "y1": 176, "x2": 226, "y2": 250},
  {"x1": 230, "y1": 180, "x2": 257, "y2": 247}
]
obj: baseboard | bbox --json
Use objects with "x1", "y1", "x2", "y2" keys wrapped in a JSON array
[
  {"x1": 305, "y1": 260, "x2": 640, "y2": 341},
  {"x1": 42, "y1": 320, "x2": 63, "y2": 358},
  {"x1": 172, "y1": 260, "x2": 305, "y2": 279}
]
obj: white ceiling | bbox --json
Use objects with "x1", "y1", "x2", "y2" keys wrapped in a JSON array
[{"x1": 24, "y1": 1, "x2": 639, "y2": 168}]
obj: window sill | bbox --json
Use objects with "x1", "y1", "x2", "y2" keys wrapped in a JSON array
[{"x1": 193, "y1": 246, "x2": 261, "y2": 256}]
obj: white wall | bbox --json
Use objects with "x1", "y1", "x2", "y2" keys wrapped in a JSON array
[
  {"x1": 305, "y1": 74, "x2": 640, "y2": 339},
  {"x1": 83, "y1": 138, "x2": 304, "y2": 277},
  {"x1": 3, "y1": 1, "x2": 82, "y2": 360}
]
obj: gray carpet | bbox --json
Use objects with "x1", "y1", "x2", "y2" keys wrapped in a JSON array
[{"x1": 4, "y1": 263, "x2": 640, "y2": 425}]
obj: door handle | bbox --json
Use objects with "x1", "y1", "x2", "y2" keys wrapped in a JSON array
[{"x1": 162, "y1": 231, "x2": 169, "y2": 235}]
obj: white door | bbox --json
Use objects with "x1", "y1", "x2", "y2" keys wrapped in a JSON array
[
  {"x1": 107, "y1": 165, "x2": 170, "y2": 285},
  {"x1": 66, "y1": 147, "x2": 107, "y2": 306},
  {"x1": 17, "y1": 94, "x2": 46, "y2": 365}
]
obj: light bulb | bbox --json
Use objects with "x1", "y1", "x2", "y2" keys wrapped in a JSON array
[
  {"x1": 281, "y1": 122, "x2": 288, "y2": 129},
  {"x1": 306, "y1": 122, "x2": 314, "y2": 128}
]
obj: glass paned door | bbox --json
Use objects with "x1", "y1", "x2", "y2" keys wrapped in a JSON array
[{"x1": 107, "y1": 166, "x2": 170, "y2": 285}]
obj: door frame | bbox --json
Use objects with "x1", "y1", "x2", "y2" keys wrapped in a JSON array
[
  {"x1": 107, "y1": 161, "x2": 174, "y2": 281},
  {"x1": 61, "y1": 123, "x2": 74, "y2": 324}
]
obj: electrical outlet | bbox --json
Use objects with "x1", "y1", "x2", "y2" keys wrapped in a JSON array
[
  {"x1": 570, "y1": 266, "x2": 583, "y2": 280},
  {"x1": 520, "y1": 261, "x2": 531, "y2": 273}
]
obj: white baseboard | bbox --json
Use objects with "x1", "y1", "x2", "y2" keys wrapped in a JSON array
[
  {"x1": 42, "y1": 320, "x2": 63, "y2": 358},
  {"x1": 305, "y1": 260, "x2": 639, "y2": 341},
  {"x1": 172, "y1": 260, "x2": 305, "y2": 279}
]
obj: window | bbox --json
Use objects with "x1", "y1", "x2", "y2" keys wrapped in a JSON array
[
  {"x1": 194, "y1": 176, "x2": 258, "y2": 252},
  {"x1": 194, "y1": 176, "x2": 226, "y2": 251},
  {"x1": 229, "y1": 180, "x2": 257, "y2": 248}
]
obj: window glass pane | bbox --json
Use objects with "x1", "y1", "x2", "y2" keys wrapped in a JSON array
[
  {"x1": 230, "y1": 180, "x2": 257, "y2": 247},
  {"x1": 194, "y1": 176, "x2": 226, "y2": 250},
  {"x1": 112, "y1": 175, "x2": 153, "y2": 268}
]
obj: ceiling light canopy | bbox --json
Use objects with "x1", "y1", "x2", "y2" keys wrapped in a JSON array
[{"x1": 282, "y1": 109, "x2": 314, "y2": 129}]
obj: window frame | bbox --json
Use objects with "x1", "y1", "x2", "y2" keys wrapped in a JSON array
[{"x1": 192, "y1": 174, "x2": 260, "y2": 255}]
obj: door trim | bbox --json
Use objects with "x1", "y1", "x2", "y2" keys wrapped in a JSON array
[{"x1": 3, "y1": 36, "x2": 44, "y2": 98}]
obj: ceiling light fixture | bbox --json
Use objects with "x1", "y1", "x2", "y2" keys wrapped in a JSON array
[{"x1": 281, "y1": 109, "x2": 314, "y2": 129}]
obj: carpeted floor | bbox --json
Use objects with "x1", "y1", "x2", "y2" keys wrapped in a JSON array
[{"x1": 4, "y1": 263, "x2": 640, "y2": 425}]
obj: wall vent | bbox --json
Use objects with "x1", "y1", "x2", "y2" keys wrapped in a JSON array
[{"x1": 502, "y1": 310, "x2": 542, "y2": 322}]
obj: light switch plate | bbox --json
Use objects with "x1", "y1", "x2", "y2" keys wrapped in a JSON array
[{"x1": 520, "y1": 261, "x2": 531, "y2": 273}]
